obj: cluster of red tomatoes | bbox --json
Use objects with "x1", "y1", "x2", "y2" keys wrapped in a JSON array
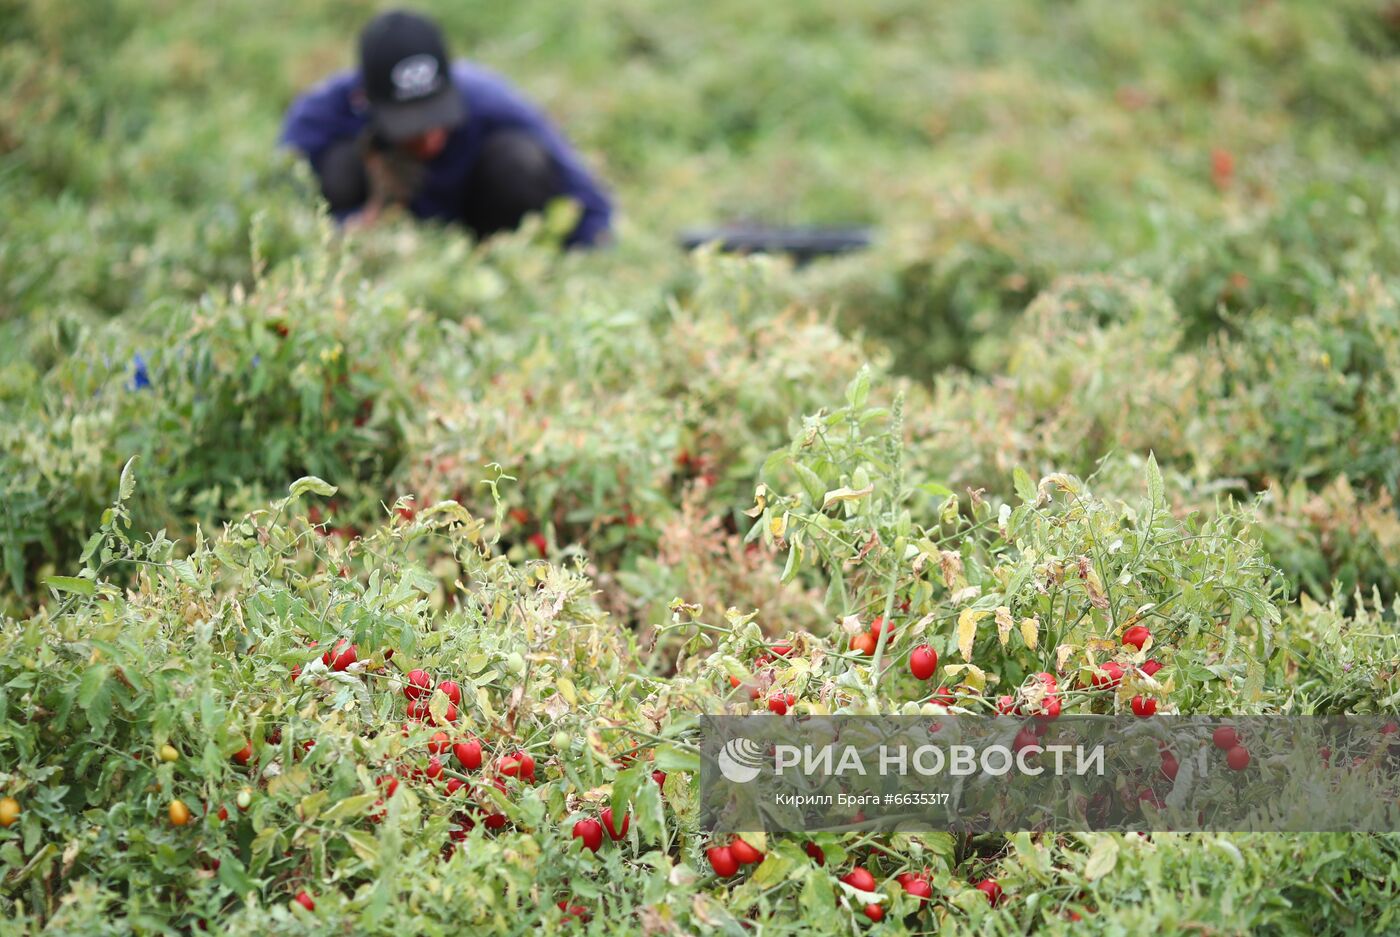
[
  {"x1": 223, "y1": 641, "x2": 667, "y2": 917},
  {"x1": 703, "y1": 846, "x2": 1005, "y2": 923},
  {"x1": 738, "y1": 620, "x2": 1170, "y2": 723}
]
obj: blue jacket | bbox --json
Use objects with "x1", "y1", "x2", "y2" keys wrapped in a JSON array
[{"x1": 280, "y1": 62, "x2": 612, "y2": 247}]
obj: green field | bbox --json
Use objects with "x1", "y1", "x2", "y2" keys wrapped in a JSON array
[{"x1": 2, "y1": 0, "x2": 1399, "y2": 933}]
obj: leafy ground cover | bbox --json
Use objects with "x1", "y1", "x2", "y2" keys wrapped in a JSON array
[{"x1": 2, "y1": 0, "x2": 1399, "y2": 933}]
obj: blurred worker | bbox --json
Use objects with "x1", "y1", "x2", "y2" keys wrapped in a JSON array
[{"x1": 280, "y1": 9, "x2": 612, "y2": 247}]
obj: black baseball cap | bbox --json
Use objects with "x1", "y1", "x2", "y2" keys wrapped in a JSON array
[{"x1": 359, "y1": 10, "x2": 466, "y2": 142}]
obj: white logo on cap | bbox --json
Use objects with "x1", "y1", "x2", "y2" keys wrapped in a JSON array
[{"x1": 391, "y1": 54, "x2": 440, "y2": 100}]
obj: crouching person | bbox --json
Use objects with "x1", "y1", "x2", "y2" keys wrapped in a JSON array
[{"x1": 280, "y1": 8, "x2": 612, "y2": 247}]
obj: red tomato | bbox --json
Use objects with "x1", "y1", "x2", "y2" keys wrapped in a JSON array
[
  {"x1": 869, "y1": 616, "x2": 894, "y2": 639},
  {"x1": 572, "y1": 818, "x2": 603, "y2": 852},
  {"x1": 1211, "y1": 147, "x2": 1235, "y2": 188},
  {"x1": 1140, "y1": 659, "x2": 1163, "y2": 677},
  {"x1": 728, "y1": 837, "x2": 763, "y2": 865},
  {"x1": 437, "y1": 680, "x2": 462, "y2": 706},
  {"x1": 426, "y1": 757, "x2": 444, "y2": 781},
  {"x1": 928, "y1": 686, "x2": 956, "y2": 706},
  {"x1": 706, "y1": 845, "x2": 739, "y2": 878},
  {"x1": 1121, "y1": 625, "x2": 1151, "y2": 651},
  {"x1": 326, "y1": 640, "x2": 357, "y2": 671},
  {"x1": 908, "y1": 645, "x2": 938, "y2": 680},
  {"x1": 294, "y1": 891, "x2": 315, "y2": 912},
  {"x1": 1089, "y1": 661, "x2": 1124, "y2": 690},
  {"x1": 1160, "y1": 752, "x2": 1180, "y2": 781},
  {"x1": 428, "y1": 732, "x2": 450, "y2": 754},
  {"x1": 904, "y1": 878, "x2": 933, "y2": 900},
  {"x1": 771, "y1": 644, "x2": 793, "y2": 657},
  {"x1": 767, "y1": 695, "x2": 788, "y2": 716},
  {"x1": 995, "y1": 695, "x2": 1018, "y2": 715},
  {"x1": 1226, "y1": 746, "x2": 1250, "y2": 771},
  {"x1": 805, "y1": 841, "x2": 825, "y2": 865},
  {"x1": 600, "y1": 806, "x2": 630, "y2": 841},
  {"x1": 1013, "y1": 727, "x2": 1040, "y2": 753},
  {"x1": 453, "y1": 739, "x2": 483, "y2": 771},
  {"x1": 232, "y1": 741, "x2": 252, "y2": 766},
  {"x1": 1034, "y1": 695, "x2": 1062, "y2": 722},
  {"x1": 1131, "y1": 696, "x2": 1157, "y2": 718},
  {"x1": 652, "y1": 769, "x2": 667, "y2": 789},
  {"x1": 975, "y1": 878, "x2": 1003, "y2": 905},
  {"x1": 557, "y1": 901, "x2": 591, "y2": 923},
  {"x1": 863, "y1": 904, "x2": 884, "y2": 922},
  {"x1": 404, "y1": 669, "x2": 433, "y2": 700},
  {"x1": 841, "y1": 867, "x2": 876, "y2": 892},
  {"x1": 849, "y1": 633, "x2": 877, "y2": 656},
  {"x1": 1213, "y1": 725, "x2": 1239, "y2": 750},
  {"x1": 499, "y1": 751, "x2": 536, "y2": 782},
  {"x1": 730, "y1": 674, "x2": 761, "y2": 700}
]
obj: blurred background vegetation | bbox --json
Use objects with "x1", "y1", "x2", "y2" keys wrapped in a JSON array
[{"x1": 4, "y1": 0, "x2": 1399, "y2": 614}]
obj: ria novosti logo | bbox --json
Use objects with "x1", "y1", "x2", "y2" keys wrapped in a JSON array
[
  {"x1": 716, "y1": 738, "x2": 766, "y2": 783},
  {"x1": 715, "y1": 736, "x2": 1106, "y2": 784},
  {"x1": 702, "y1": 715, "x2": 1400, "y2": 834}
]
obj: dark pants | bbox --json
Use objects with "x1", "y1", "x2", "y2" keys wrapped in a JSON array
[{"x1": 317, "y1": 130, "x2": 562, "y2": 239}]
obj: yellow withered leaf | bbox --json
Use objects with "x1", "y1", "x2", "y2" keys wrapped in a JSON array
[
  {"x1": 821, "y1": 485, "x2": 874, "y2": 510},
  {"x1": 957, "y1": 608, "x2": 989, "y2": 661},
  {"x1": 1020, "y1": 617, "x2": 1039, "y2": 650},
  {"x1": 942, "y1": 663, "x2": 987, "y2": 691},
  {"x1": 744, "y1": 484, "x2": 770, "y2": 518},
  {"x1": 557, "y1": 677, "x2": 578, "y2": 706},
  {"x1": 995, "y1": 606, "x2": 1013, "y2": 647}
]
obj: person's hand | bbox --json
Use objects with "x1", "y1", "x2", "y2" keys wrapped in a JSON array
[
  {"x1": 364, "y1": 146, "x2": 424, "y2": 209},
  {"x1": 343, "y1": 201, "x2": 383, "y2": 232}
]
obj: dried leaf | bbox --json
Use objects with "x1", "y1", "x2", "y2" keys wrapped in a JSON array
[
  {"x1": 1020, "y1": 617, "x2": 1040, "y2": 650},
  {"x1": 956, "y1": 609, "x2": 989, "y2": 661},
  {"x1": 743, "y1": 484, "x2": 770, "y2": 518},
  {"x1": 1081, "y1": 560, "x2": 1109, "y2": 610},
  {"x1": 942, "y1": 663, "x2": 987, "y2": 691},
  {"x1": 939, "y1": 551, "x2": 965, "y2": 590},
  {"x1": 1037, "y1": 473, "x2": 1080, "y2": 498},
  {"x1": 995, "y1": 606, "x2": 1014, "y2": 647},
  {"x1": 821, "y1": 485, "x2": 874, "y2": 511}
]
